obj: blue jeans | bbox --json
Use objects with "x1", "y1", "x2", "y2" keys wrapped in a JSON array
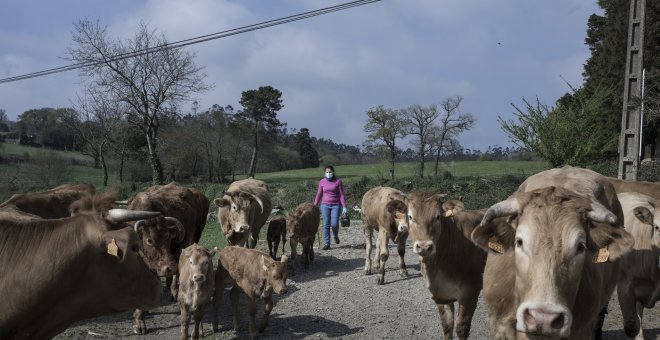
[{"x1": 320, "y1": 204, "x2": 340, "y2": 246}]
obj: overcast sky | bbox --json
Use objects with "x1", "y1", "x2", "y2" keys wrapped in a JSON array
[{"x1": 0, "y1": 0, "x2": 602, "y2": 151}]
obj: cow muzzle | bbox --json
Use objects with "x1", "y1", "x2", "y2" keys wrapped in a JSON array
[
  {"x1": 192, "y1": 274, "x2": 205, "y2": 283},
  {"x1": 413, "y1": 240, "x2": 434, "y2": 257},
  {"x1": 516, "y1": 302, "x2": 572, "y2": 338},
  {"x1": 237, "y1": 225, "x2": 251, "y2": 233},
  {"x1": 397, "y1": 223, "x2": 408, "y2": 233}
]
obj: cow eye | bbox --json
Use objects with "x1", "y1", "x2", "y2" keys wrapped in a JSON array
[
  {"x1": 146, "y1": 238, "x2": 154, "y2": 246},
  {"x1": 515, "y1": 238, "x2": 523, "y2": 248},
  {"x1": 408, "y1": 215, "x2": 413, "y2": 221},
  {"x1": 577, "y1": 242, "x2": 586, "y2": 253}
]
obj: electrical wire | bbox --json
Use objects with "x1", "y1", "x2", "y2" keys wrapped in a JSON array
[{"x1": 0, "y1": 0, "x2": 380, "y2": 84}]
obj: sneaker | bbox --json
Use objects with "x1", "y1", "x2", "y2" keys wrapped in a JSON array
[
  {"x1": 322, "y1": 245, "x2": 330, "y2": 250},
  {"x1": 334, "y1": 237, "x2": 340, "y2": 245}
]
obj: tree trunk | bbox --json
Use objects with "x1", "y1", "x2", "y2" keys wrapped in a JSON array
[
  {"x1": 389, "y1": 149, "x2": 395, "y2": 180},
  {"x1": 118, "y1": 148, "x2": 125, "y2": 183},
  {"x1": 418, "y1": 145, "x2": 425, "y2": 178},
  {"x1": 248, "y1": 128, "x2": 259, "y2": 177},
  {"x1": 100, "y1": 143, "x2": 108, "y2": 187},
  {"x1": 434, "y1": 149, "x2": 440, "y2": 178},
  {"x1": 145, "y1": 127, "x2": 164, "y2": 184}
]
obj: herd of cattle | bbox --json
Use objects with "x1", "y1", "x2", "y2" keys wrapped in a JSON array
[{"x1": 0, "y1": 166, "x2": 658, "y2": 339}]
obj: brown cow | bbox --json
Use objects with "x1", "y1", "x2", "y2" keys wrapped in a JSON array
[
  {"x1": 212, "y1": 246, "x2": 288, "y2": 339},
  {"x1": 361, "y1": 186, "x2": 410, "y2": 285},
  {"x1": 214, "y1": 178, "x2": 272, "y2": 248},
  {"x1": 406, "y1": 193, "x2": 488, "y2": 340},
  {"x1": 0, "y1": 183, "x2": 96, "y2": 218},
  {"x1": 267, "y1": 216, "x2": 287, "y2": 259},
  {"x1": 0, "y1": 192, "x2": 162, "y2": 339},
  {"x1": 616, "y1": 192, "x2": 660, "y2": 340},
  {"x1": 127, "y1": 181, "x2": 210, "y2": 334},
  {"x1": 177, "y1": 243, "x2": 217, "y2": 340},
  {"x1": 287, "y1": 202, "x2": 320, "y2": 274},
  {"x1": 607, "y1": 177, "x2": 660, "y2": 199},
  {"x1": 472, "y1": 166, "x2": 634, "y2": 339}
]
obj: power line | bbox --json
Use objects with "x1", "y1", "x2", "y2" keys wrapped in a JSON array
[{"x1": 0, "y1": 0, "x2": 380, "y2": 84}]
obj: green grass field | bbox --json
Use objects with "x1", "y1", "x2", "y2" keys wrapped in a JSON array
[{"x1": 1, "y1": 143, "x2": 552, "y2": 252}]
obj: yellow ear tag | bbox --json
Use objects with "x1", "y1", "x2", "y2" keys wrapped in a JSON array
[
  {"x1": 262, "y1": 264, "x2": 269, "y2": 272},
  {"x1": 107, "y1": 239, "x2": 119, "y2": 257},
  {"x1": 488, "y1": 239, "x2": 504, "y2": 254},
  {"x1": 593, "y1": 247, "x2": 610, "y2": 263},
  {"x1": 444, "y1": 210, "x2": 453, "y2": 217}
]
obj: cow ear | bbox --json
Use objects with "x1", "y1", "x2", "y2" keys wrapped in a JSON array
[
  {"x1": 471, "y1": 216, "x2": 515, "y2": 254},
  {"x1": 442, "y1": 200, "x2": 464, "y2": 217},
  {"x1": 386, "y1": 200, "x2": 406, "y2": 214},
  {"x1": 633, "y1": 207, "x2": 654, "y2": 225},
  {"x1": 101, "y1": 230, "x2": 130, "y2": 261},
  {"x1": 261, "y1": 255, "x2": 268, "y2": 272},
  {"x1": 588, "y1": 223, "x2": 634, "y2": 261},
  {"x1": 214, "y1": 198, "x2": 230, "y2": 207},
  {"x1": 209, "y1": 246, "x2": 218, "y2": 259}
]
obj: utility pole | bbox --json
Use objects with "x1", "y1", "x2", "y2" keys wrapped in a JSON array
[{"x1": 617, "y1": 0, "x2": 646, "y2": 180}]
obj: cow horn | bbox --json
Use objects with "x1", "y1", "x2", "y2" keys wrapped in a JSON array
[
  {"x1": 106, "y1": 209, "x2": 161, "y2": 223},
  {"x1": 587, "y1": 201, "x2": 617, "y2": 225},
  {"x1": 249, "y1": 192, "x2": 264, "y2": 213},
  {"x1": 134, "y1": 219, "x2": 145, "y2": 233},
  {"x1": 165, "y1": 217, "x2": 186, "y2": 243},
  {"x1": 114, "y1": 200, "x2": 129, "y2": 205},
  {"x1": 480, "y1": 197, "x2": 520, "y2": 227}
]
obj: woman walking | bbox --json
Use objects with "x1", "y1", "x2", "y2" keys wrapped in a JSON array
[{"x1": 314, "y1": 165, "x2": 348, "y2": 250}]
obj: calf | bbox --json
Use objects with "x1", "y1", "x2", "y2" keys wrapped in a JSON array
[
  {"x1": 212, "y1": 246, "x2": 288, "y2": 338},
  {"x1": 178, "y1": 243, "x2": 217, "y2": 340},
  {"x1": 407, "y1": 193, "x2": 488, "y2": 340},
  {"x1": 361, "y1": 186, "x2": 409, "y2": 285},
  {"x1": 267, "y1": 216, "x2": 287, "y2": 259},
  {"x1": 616, "y1": 192, "x2": 660, "y2": 340},
  {"x1": 287, "y1": 202, "x2": 320, "y2": 274}
]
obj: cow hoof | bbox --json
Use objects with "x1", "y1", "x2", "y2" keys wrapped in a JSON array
[
  {"x1": 376, "y1": 277, "x2": 384, "y2": 285},
  {"x1": 399, "y1": 269, "x2": 409, "y2": 277},
  {"x1": 132, "y1": 321, "x2": 147, "y2": 335}
]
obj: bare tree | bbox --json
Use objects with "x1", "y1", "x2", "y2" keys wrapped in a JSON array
[
  {"x1": 363, "y1": 105, "x2": 407, "y2": 179},
  {"x1": 67, "y1": 19, "x2": 211, "y2": 184},
  {"x1": 62, "y1": 87, "x2": 123, "y2": 187},
  {"x1": 401, "y1": 104, "x2": 440, "y2": 178},
  {"x1": 430, "y1": 95, "x2": 475, "y2": 177}
]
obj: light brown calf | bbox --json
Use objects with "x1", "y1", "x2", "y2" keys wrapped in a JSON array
[
  {"x1": 212, "y1": 246, "x2": 288, "y2": 339},
  {"x1": 360, "y1": 186, "x2": 409, "y2": 285},
  {"x1": 177, "y1": 243, "x2": 217, "y2": 340},
  {"x1": 407, "y1": 193, "x2": 488, "y2": 340},
  {"x1": 287, "y1": 202, "x2": 320, "y2": 274}
]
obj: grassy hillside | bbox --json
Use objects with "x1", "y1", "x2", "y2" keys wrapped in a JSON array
[{"x1": 1, "y1": 143, "x2": 552, "y2": 252}]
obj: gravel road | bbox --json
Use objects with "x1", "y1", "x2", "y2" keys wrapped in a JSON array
[{"x1": 57, "y1": 220, "x2": 659, "y2": 339}]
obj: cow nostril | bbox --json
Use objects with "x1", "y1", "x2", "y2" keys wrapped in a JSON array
[
  {"x1": 550, "y1": 313, "x2": 565, "y2": 330},
  {"x1": 427, "y1": 244, "x2": 433, "y2": 253}
]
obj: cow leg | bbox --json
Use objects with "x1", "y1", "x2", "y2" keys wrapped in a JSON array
[
  {"x1": 435, "y1": 302, "x2": 455, "y2": 340},
  {"x1": 456, "y1": 298, "x2": 478, "y2": 340},
  {"x1": 248, "y1": 230, "x2": 259, "y2": 249},
  {"x1": 268, "y1": 239, "x2": 275, "y2": 259},
  {"x1": 259, "y1": 296, "x2": 273, "y2": 333},
  {"x1": 364, "y1": 225, "x2": 373, "y2": 275},
  {"x1": 396, "y1": 235, "x2": 408, "y2": 277},
  {"x1": 280, "y1": 235, "x2": 287, "y2": 258},
  {"x1": 169, "y1": 275, "x2": 179, "y2": 302},
  {"x1": 230, "y1": 286, "x2": 242, "y2": 331},
  {"x1": 302, "y1": 241, "x2": 311, "y2": 269},
  {"x1": 634, "y1": 302, "x2": 645, "y2": 340},
  {"x1": 132, "y1": 309, "x2": 148, "y2": 335},
  {"x1": 272, "y1": 237, "x2": 280, "y2": 259},
  {"x1": 247, "y1": 297, "x2": 258, "y2": 338},
  {"x1": 289, "y1": 238, "x2": 299, "y2": 275},
  {"x1": 179, "y1": 303, "x2": 190, "y2": 340},
  {"x1": 192, "y1": 308, "x2": 205, "y2": 340},
  {"x1": 618, "y1": 283, "x2": 641, "y2": 339},
  {"x1": 376, "y1": 230, "x2": 389, "y2": 285}
]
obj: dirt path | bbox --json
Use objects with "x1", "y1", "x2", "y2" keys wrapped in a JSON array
[{"x1": 57, "y1": 221, "x2": 659, "y2": 339}]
